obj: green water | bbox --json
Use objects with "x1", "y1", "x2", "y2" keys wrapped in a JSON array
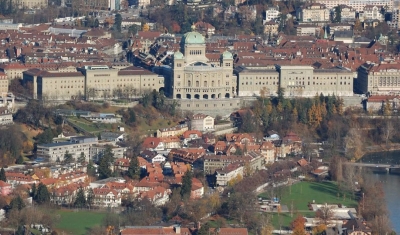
[{"x1": 359, "y1": 150, "x2": 400, "y2": 165}]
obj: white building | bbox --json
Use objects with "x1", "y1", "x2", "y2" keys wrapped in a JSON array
[
  {"x1": 189, "y1": 113, "x2": 215, "y2": 131},
  {"x1": 297, "y1": 3, "x2": 330, "y2": 22},
  {"x1": 263, "y1": 6, "x2": 281, "y2": 24},
  {"x1": 0, "y1": 108, "x2": 12, "y2": 125},
  {"x1": 315, "y1": 0, "x2": 392, "y2": 11},
  {"x1": 339, "y1": 5, "x2": 357, "y2": 22},
  {"x1": 360, "y1": 5, "x2": 384, "y2": 22},
  {"x1": 216, "y1": 162, "x2": 244, "y2": 186}
]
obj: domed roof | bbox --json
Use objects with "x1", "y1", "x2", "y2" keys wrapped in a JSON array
[
  {"x1": 181, "y1": 31, "x2": 205, "y2": 45},
  {"x1": 174, "y1": 51, "x2": 184, "y2": 59},
  {"x1": 222, "y1": 50, "x2": 233, "y2": 59}
]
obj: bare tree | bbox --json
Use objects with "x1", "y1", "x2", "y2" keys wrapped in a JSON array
[
  {"x1": 344, "y1": 128, "x2": 364, "y2": 160},
  {"x1": 315, "y1": 205, "x2": 335, "y2": 225}
]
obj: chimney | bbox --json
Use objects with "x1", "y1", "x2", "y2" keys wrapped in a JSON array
[{"x1": 174, "y1": 225, "x2": 181, "y2": 234}]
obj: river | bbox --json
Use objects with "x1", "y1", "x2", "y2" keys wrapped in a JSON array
[{"x1": 360, "y1": 151, "x2": 400, "y2": 233}]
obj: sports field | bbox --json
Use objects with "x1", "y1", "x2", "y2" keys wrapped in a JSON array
[
  {"x1": 55, "y1": 210, "x2": 107, "y2": 235},
  {"x1": 260, "y1": 181, "x2": 357, "y2": 211}
]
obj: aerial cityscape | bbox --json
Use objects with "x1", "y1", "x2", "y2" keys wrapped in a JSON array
[{"x1": 0, "y1": 0, "x2": 400, "y2": 234}]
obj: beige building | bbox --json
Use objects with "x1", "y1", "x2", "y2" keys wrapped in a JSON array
[
  {"x1": 13, "y1": 0, "x2": 47, "y2": 8},
  {"x1": 235, "y1": 65, "x2": 354, "y2": 97},
  {"x1": 315, "y1": 0, "x2": 392, "y2": 11},
  {"x1": 189, "y1": 113, "x2": 215, "y2": 131},
  {"x1": 340, "y1": 5, "x2": 356, "y2": 22},
  {"x1": 264, "y1": 21, "x2": 279, "y2": 36},
  {"x1": 297, "y1": 3, "x2": 330, "y2": 22},
  {"x1": 156, "y1": 124, "x2": 188, "y2": 137},
  {"x1": 0, "y1": 72, "x2": 8, "y2": 94},
  {"x1": 23, "y1": 65, "x2": 164, "y2": 100},
  {"x1": 170, "y1": 31, "x2": 235, "y2": 100},
  {"x1": 356, "y1": 63, "x2": 400, "y2": 95}
]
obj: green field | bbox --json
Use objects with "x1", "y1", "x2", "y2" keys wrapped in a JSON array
[
  {"x1": 268, "y1": 212, "x2": 316, "y2": 229},
  {"x1": 259, "y1": 181, "x2": 358, "y2": 211},
  {"x1": 55, "y1": 210, "x2": 107, "y2": 235}
]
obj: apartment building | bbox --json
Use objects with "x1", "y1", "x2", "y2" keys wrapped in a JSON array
[
  {"x1": 36, "y1": 136, "x2": 98, "y2": 162},
  {"x1": 315, "y1": 0, "x2": 393, "y2": 11},
  {"x1": 264, "y1": 6, "x2": 281, "y2": 24},
  {"x1": 215, "y1": 162, "x2": 244, "y2": 186},
  {"x1": 89, "y1": 144, "x2": 125, "y2": 162},
  {"x1": 297, "y1": 3, "x2": 330, "y2": 22},
  {"x1": 360, "y1": 5, "x2": 384, "y2": 22},
  {"x1": 235, "y1": 65, "x2": 354, "y2": 97},
  {"x1": 203, "y1": 152, "x2": 264, "y2": 175},
  {"x1": 356, "y1": 63, "x2": 400, "y2": 95},
  {"x1": 0, "y1": 72, "x2": 8, "y2": 94},
  {"x1": 0, "y1": 108, "x2": 13, "y2": 125},
  {"x1": 189, "y1": 113, "x2": 215, "y2": 131},
  {"x1": 339, "y1": 5, "x2": 357, "y2": 22},
  {"x1": 156, "y1": 124, "x2": 188, "y2": 137}
]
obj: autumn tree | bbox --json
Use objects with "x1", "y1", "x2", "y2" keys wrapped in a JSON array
[
  {"x1": 344, "y1": 128, "x2": 363, "y2": 160},
  {"x1": 291, "y1": 215, "x2": 306, "y2": 235}
]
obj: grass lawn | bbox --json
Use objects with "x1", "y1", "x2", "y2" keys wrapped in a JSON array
[
  {"x1": 259, "y1": 181, "x2": 358, "y2": 211},
  {"x1": 55, "y1": 210, "x2": 107, "y2": 235},
  {"x1": 268, "y1": 212, "x2": 316, "y2": 230}
]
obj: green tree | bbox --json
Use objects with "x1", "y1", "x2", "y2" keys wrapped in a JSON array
[
  {"x1": 15, "y1": 225, "x2": 24, "y2": 235},
  {"x1": 77, "y1": 152, "x2": 86, "y2": 164},
  {"x1": 36, "y1": 183, "x2": 50, "y2": 204},
  {"x1": 36, "y1": 128, "x2": 55, "y2": 144},
  {"x1": 127, "y1": 156, "x2": 141, "y2": 180},
  {"x1": 0, "y1": 167, "x2": 6, "y2": 182},
  {"x1": 114, "y1": 13, "x2": 122, "y2": 32},
  {"x1": 334, "y1": 6, "x2": 341, "y2": 23},
  {"x1": 197, "y1": 222, "x2": 210, "y2": 235},
  {"x1": 128, "y1": 108, "x2": 136, "y2": 124},
  {"x1": 87, "y1": 188, "x2": 94, "y2": 209},
  {"x1": 9, "y1": 195, "x2": 25, "y2": 210},
  {"x1": 16, "y1": 155, "x2": 24, "y2": 164},
  {"x1": 31, "y1": 183, "x2": 37, "y2": 199},
  {"x1": 87, "y1": 160, "x2": 96, "y2": 177},
  {"x1": 74, "y1": 187, "x2": 86, "y2": 208},
  {"x1": 128, "y1": 25, "x2": 139, "y2": 35},
  {"x1": 63, "y1": 151, "x2": 73, "y2": 164},
  {"x1": 180, "y1": 170, "x2": 193, "y2": 200},
  {"x1": 94, "y1": 18, "x2": 100, "y2": 28},
  {"x1": 98, "y1": 145, "x2": 115, "y2": 179}
]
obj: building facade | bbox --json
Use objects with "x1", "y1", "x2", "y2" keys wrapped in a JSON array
[
  {"x1": 315, "y1": 0, "x2": 392, "y2": 11},
  {"x1": 356, "y1": 63, "x2": 400, "y2": 95},
  {"x1": 297, "y1": 3, "x2": 330, "y2": 22},
  {"x1": 0, "y1": 72, "x2": 8, "y2": 94},
  {"x1": 264, "y1": 6, "x2": 280, "y2": 24},
  {"x1": 189, "y1": 113, "x2": 215, "y2": 131}
]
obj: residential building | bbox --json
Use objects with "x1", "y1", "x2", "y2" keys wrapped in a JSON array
[
  {"x1": 189, "y1": 113, "x2": 215, "y2": 131},
  {"x1": 93, "y1": 188, "x2": 121, "y2": 207},
  {"x1": 334, "y1": 30, "x2": 354, "y2": 43},
  {"x1": 315, "y1": 0, "x2": 393, "y2": 11},
  {"x1": 142, "y1": 137, "x2": 165, "y2": 151},
  {"x1": 296, "y1": 25, "x2": 321, "y2": 36},
  {"x1": 36, "y1": 136, "x2": 98, "y2": 162},
  {"x1": 157, "y1": 124, "x2": 188, "y2": 137},
  {"x1": 297, "y1": 3, "x2": 330, "y2": 22},
  {"x1": 120, "y1": 226, "x2": 192, "y2": 235},
  {"x1": 339, "y1": 5, "x2": 357, "y2": 22},
  {"x1": 160, "y1": 136, "x2": 181, "y2": 149},
  {"x1": 0, "y1": 72, "x2": 7, "y2": 93},
  {"x1": 260, "y1": 141, "x2": 275, "y2": 163},
  {"x1": 216, "y1": 162, "x2": 244, "y2": 186},
  {"x1": 84, "y1": 113, "x2": 120, "y2": 123},
  {"x1": 194, "y1": 21, "x2": 216, "y2": 36},
  {"x1": 140, "y1": 150, "x2": 166, "y2": 163},
  {"x1": 263, "y1": 21, "x2": 279, "y2": 36},
  {"x1": 0, "y1": 107, "x2": 13, "y2": 125},
  {"x1": 5, "y1": 172, "x2": 37, "y2": 187},
  {"x1": 363, "y1": 95, "x2": 400, "y2": 112},
  {"x1": 356, "y1": 63, "x2": 400, "y2": 95},
  {"x1": 0, "y1": 180, "x2": 12, "y2": 196},
  {"x1": 168, "y1": 148, "x2": 206, "y2": 164},
  {"x1": 137, "y1": 0, "x2": 150, "y2": 7},
  {"x1": 203, "y1": 152, "x2": 264, "y2": 175},
  {"x1": 89, "y1": 144, "x2": 125, "y2": 162},
  {"x1": 360, "y1": 5, "x2": 384, "y2": 22},
  {"x1": 190, "y1": 178, "x2": 204, "y2": 199},
  {"x1": 264, "y1": 6, "x2": 280, "y2": 24},
  {"x1": 342, "y1": 219, "x2": 372, "y2": 235}
]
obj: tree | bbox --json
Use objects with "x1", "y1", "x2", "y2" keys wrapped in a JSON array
[
  {"x1": 127, "y1": 156, "x2": 141, "y2": 180},
  {"x1": 334, "y1": 6, "x2": 341, "y2": 23},
  {"x1": 180, "y1": 170, "x2": 193, "y2": 200},
  {"x1": 36, "y1": 183, "x2": 50, "y2": 204},
  {"x1": 312, "y1": 224, "x2": 327, "y2": 235},
  {"x1": 114, "y1": 13, "x2": 122, "y2": 32},
  {"x1": 9, "y1": 195, "x2": 25, "y2": 211},
  {"x1": 94, "y1": 18, "x2": 100, "y2": 28},
  {"x1": 239, "y1": 110, "x2": 256, "y2": 133},
  {"x1": 98, "y1": 145, "x2": 115, "y2": 179},
  {"x1": 87, "y1": 188, "x2": 94, "y2": 209},
  {"x1": 36, "y1": 128, "x2": 55, "y2": 144},
  {"x1": 197, "y1": 222, "x2": 210, "y2": 235},
  {"x1": 77, "y1": 152, "x2": 86, "y2": 164},
  {"x1": 15, "y1": 155, "x2": 24, "y2": 164},
  {"x1": 74, "y1": 187, "x2": 86, "y2": 208},
  {"x1": 291, "y1": 215, "x2": 306, "y2": 235},
  {"x1": 0, "y1": 167, "x2": 6, "y2": 182},
  {"x1": 315, "y1": 205, "x2": 334, "y2": 225},
  {"x1": 142, "y1": 23, "x2": 150, "y2": 31},
  {"x1": 63, "y1": 151, "x2": 74, "y2": 164},
  {"x1": 31, "y1": 183, "x2": 37, "y2": 199}
]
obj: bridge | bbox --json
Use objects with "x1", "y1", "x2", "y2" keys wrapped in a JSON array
[{"x1": 345, "y1": 162, "x2": 400, "y2": 168}]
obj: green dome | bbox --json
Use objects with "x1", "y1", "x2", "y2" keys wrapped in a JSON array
[
  {"x1": 174, "y1": 51, "x2": 184, "y2": 59},
  {"x1": 222, "y1": 50, "x2": 233, "y2": 59},
  {"x1": 181, "y1": 31, "x2": 205, "y2": 45}
]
